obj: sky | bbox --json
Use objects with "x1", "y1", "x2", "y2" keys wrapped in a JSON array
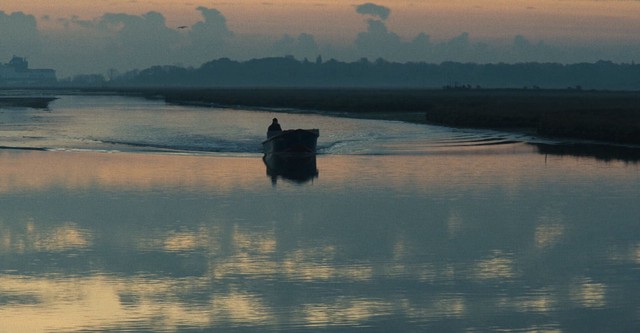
[{"x1": 2, "y1": 0, "x2": 640, "y2": 77}]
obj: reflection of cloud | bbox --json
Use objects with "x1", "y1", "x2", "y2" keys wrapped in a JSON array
[
  {"x1": 283, "y1": 246, "x2": 373, "y2": 281},
  {"x1": 0, "y1": 151, "x2": 265, "y2": 193},
  {"x1": 232, "y1": 225, "x2": 277, "y2": 255},
  {"x1": 534, "y1": 223, "x2": 565, "y2": 249},
  {"x1": 163, "y1": 226, "x2": 215, "y2": 252},
  {"x1": 472, "y1": 250, "x2": 516, "y2": 280},
  {"x1": 507, "y1": 289, "x2": 556, "y2": 313},
  {"x1": 0, "y1": 275, "x2": 272, "y2": 332},
  {"x1": 302, "y1": 298, "x2": 391, "y2": 327},
  {"x1": 534, "y1": 206, "x2": 566, "y2": 250},
  {"x1": 401, "y1": 296, "x2": 466, "y2": 320},
  {"x1": 608, "y1": 243, "x2": 640, "y2": 265},
  {"x1": 204, "y1": 227, "x2": 374, "y2": 282},
  {"x1": 212, "y1": 254, "x2": 280, "y2": 279},
  {"x1": 34, "y1": 223, "x2": 92, "y2": 252},
  {"x1": 211, "y1": 289, "x2": 273, "y2": 324},
  {"x1": 432, "y1": 297, "x2": 466, "y2": 318},
  {"x1": 570, "y1": 278, "x2": 607, "y2": 309},
  {"x1": 447, "y1": 210, "x2": 464, "y2": 237},
  {"x1": 210, "y1": 227, "x2": 279, "y2": 279},
  {"x1": 0, "y1": 221, "x2": 91, "y2": 253},
  {"x1": 281, "y1": 245, "x2": 374, "y2": 281}
]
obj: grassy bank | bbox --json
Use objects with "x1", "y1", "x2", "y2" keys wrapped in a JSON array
[
  {"x1": 419, "y1": 90, "x2": 640, "y2": 145},
  {"x1": 125, "y1": 88, "x2": 640, "y2": 145}
]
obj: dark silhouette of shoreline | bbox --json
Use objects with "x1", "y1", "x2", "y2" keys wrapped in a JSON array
[{"x1": 104, "y1": 57, "x2": 640, "y2": 91}]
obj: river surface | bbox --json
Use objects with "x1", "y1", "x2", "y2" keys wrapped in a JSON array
[{"x1": 0, "y1": 94, "x2": 639, "y2": 332}]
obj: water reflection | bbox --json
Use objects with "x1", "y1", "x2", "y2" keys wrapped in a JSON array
[
  {"x1": 532, "y1": 142, "x2": 640, "y2": 163},
  {"x1": 472, "y1": 250, "x2": 516, "y2": 280},
  {"x1": 0, "y1": 221, "x2": 92, "y2": 253},
  {"x1": 0, "y1": 149, "x2": 639, "y2": 332},
  {"x1": 263, "y1": 153, "x2": 318, "y2": 185},
  {"x1": 0, "y1": 150, "x2": 264, "y2": 192},
  {"x1": 301, "y1": 298, "x2": 392, "y2": 328},
  {"x1": 0, "y1": 275, "x2": 276, "y2": 332},
  {"x1": 571, "y1": 278, "x2": 607, "y2": 309}
]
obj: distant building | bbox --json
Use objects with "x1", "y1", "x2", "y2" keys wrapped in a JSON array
[{"x1": 0, "y1": 56, "x2": 57, "y2": 86}]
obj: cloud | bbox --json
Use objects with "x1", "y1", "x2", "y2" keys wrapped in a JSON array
[
  {"x1": 507, "y1": 35, "x2": 565, "y2": 63},
  {"x1": 351, "y1": 3, "x2": 401, "y2": 59},
  {"x1": 190, "y1": 7, "x2": 233, "y2": 42},
  {"x1": 99, "y1": 12, "x2": 181, "y2": 44},
  {"x1": 46, "y1": 8, "x2": 236, "y2": 74},
  {"x1": 67, "y1": 16, "x2": 96, "y2": 30},
  {"x1": 3, "y1": 6, "x2": 640, "y2": 78},
  {"x1": 184, "y1": 7, "x2": 235, "y2": 64},
  {"x1": 27, "y1": 11, "x2": 186, "y2": 75},
  {"x1": 355, "y1": 19, "x2": 402, "y2": 58},
  {"x1": 0, "y1": 11, "x2": 40, "y2": 58},
  {"x1": 273, "y1": 33, "x2": 320, "y2": 59},
  {"x1": 444, "y1": 32, "x2": 471, "y2": 54},
  {"x1": 96, "y1": 12, "x2": 183, "y2": 68},
  {"x1": 355, "y1": 3, "x2": 391, "y2": 20}
]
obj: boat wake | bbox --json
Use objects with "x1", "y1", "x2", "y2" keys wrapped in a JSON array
[
  {"x1": 17, "y1": 129, "x2": 534, "y2": 156},
  {"x1": 318, "y1": 128, "x2": 534, "y2": 155},
  {"x1": 92, "y1": 137, "x2": 265, "y2": 154}
]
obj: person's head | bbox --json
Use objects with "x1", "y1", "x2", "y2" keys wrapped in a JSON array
[{"x1": 272, "y1": 118, "x2": 278, "y2": 123}]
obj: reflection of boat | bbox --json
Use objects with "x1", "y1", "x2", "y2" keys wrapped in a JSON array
[
  {"x1": 0, "y1": 96, "x2": 57, "y2": 109},
  {"x1": 262, "y1": 129, "x2": 319, "y2": 154},
  {"x1": 263, "y1": 153, "x2": 318, "y2": 185}
]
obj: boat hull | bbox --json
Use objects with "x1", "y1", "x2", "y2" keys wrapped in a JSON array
[{"x1": 262, "y1": 129, "x2": 319, "y2": 155}]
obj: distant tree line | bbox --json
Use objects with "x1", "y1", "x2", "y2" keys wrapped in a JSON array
[{"x1": 102, "y1": 57, "x2": 640, "y2": 90}]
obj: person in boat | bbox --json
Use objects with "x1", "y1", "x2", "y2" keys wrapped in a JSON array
[{"x1": 267, "y1": 118, "x2": 282, "y2": 138}]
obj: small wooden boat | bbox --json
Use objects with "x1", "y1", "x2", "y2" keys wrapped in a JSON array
[{"x1": 262, "y1": 129, "x2": 319, "y2": 155}]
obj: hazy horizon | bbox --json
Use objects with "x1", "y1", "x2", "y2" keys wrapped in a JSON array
[{"x1": 3, "y1": 1, "x2": 640, "y2": 77}]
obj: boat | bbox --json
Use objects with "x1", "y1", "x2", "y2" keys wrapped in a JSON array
[{"x1": 262, "y1": 129, "x2": 319, "y2": 155}]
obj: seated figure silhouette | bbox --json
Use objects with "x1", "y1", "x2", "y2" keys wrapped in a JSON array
[{"x1": 267, "y1": 118, "x2": 282, "y2": 138}]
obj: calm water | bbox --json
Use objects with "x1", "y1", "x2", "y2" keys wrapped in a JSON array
[{"x1": 0, "y1": 94, "x2": 639, "y2": 332}]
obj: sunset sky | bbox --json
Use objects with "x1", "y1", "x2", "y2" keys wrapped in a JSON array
[{"x1": 2, "y1": 0, "x2": 640, "y2": 77}]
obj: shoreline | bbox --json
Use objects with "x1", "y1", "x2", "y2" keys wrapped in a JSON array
[
  {"x1": 4, "y1": 87, "x2": 640, "y2": 147},
  {"x1": 1, "y1": 86, "x2": 640, "y2": 162},
  {"x1": 134, "y1": 88, "x2": 640, "y2": 147}
]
